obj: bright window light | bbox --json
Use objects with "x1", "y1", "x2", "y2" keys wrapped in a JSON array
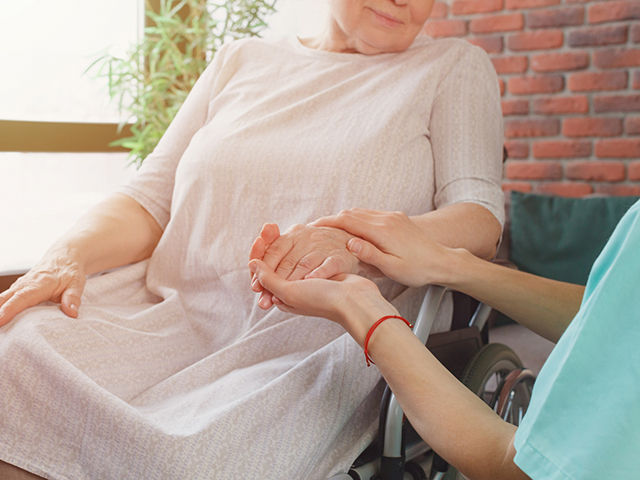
[
  {"x1": 0, "y1": 0, "x2": 327, "y2": 274},
  {"x1": 0, "y1": 0, "x2": 141, "y2": 123}
]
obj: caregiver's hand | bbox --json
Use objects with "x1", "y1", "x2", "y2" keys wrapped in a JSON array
[
  {"x1": 248, "y1": 259, "x2": 397, "y2": 345},
  {"x1": 312, "y1": 209, "x2": 454, "y2": 288},
  {"x1": 0, "y1": 247, "x2": 86, "y2": 327}
]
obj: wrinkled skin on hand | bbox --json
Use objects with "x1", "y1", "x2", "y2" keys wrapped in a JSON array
[
  {"x1": 0, "y1": 250, "x2": 86, "y2": 327},
  {"x1": 248, "y1": 222, "x2": 379, "y2": 309}
]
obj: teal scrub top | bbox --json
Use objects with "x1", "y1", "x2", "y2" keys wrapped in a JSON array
[{"x1": 513, "y1": 199, "x2": 640, "y2": 479}]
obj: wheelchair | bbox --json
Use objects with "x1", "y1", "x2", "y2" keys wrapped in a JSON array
[{"x1": 329, "y1": 285, "x2": 536, "y2": 480}]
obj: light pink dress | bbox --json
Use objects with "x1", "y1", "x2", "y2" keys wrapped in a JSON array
[{"x1": 0, "y1": 36, "x2": 504, "y2": 479}]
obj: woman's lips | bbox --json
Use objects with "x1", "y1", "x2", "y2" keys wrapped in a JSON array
[{"x1": 368, "y1": 8, "x2": 403, "y2": 27}]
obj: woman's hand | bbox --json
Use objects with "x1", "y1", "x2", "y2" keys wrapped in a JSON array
[
  {"x1": 248, "y1": 259, "x2": 397, "y2": 344},
  {"x1": 0, "y1": 247, "x2": 86, "y2": 327},
  {"x1": 248, "y1": 222, "x2": 378, "y2": 308},
  {"x1": 311, "y1": 209, "x2": 455, "y2": 288}
]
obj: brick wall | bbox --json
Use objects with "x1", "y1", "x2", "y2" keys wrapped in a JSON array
[{"x1": 423, "y1": 0, "x2": 640, "y2": 197}]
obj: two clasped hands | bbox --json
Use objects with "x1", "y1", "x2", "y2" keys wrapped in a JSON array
[{"x1": 247, "y1": 209, "x2": 447, "y2": 351}]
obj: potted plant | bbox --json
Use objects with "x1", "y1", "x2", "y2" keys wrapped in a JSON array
[{"x1": 91, "y1": 0, "x2": 277, "y2": 166}]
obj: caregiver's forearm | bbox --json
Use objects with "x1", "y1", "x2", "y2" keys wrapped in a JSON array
[
  {"x1": 54, "y1": 193, "x2": 163, "y2": 275},
  {"x1": 445, "y1": 249, "x2": 583, "y2": 343},
  {"x1": 342, "y1": 307, "x2": 530, "y2": 480},
  {"x1": 411, "y1": 203, "x2": 501, "y2": 260}
]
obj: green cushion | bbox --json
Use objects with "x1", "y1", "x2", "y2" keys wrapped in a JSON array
[{"x1": 509, "y1": 192, "x2": 640, "y2": 286}]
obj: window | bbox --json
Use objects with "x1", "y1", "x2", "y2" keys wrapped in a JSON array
[
  {"x1": 0, "y1": 0, "x2": 142, "y2": 272},
  {"x1": 0, "y1": 0, "x2": 327, "y2": 273},
  {"x1": 0, "y1": 0, "x2": 141, "y2": 124}
]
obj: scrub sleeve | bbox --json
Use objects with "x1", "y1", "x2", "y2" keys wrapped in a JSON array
[{"x1": 513, "y1": 200, "x2": 640, "y2": 479}]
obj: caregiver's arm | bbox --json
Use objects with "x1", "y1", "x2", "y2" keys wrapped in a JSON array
[
  {"x1": 356, "y1": 312, "x2": 530, "y2": 480},
  {"x1": 446, "y1": 249, "x2": 582, "y2": 343},
  {"x1": 249, "y1": 261, "x2": 529, "y2": 480},
  {"x1": 315, "y1": 209, "x2": 583, "y2": 343},
  {"x1": 0, "y1": 193, "x2": 162, "y2": 326}
]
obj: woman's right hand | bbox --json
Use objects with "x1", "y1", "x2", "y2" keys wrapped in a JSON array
[
  {"x1": 0, "y1": 246, "x2": 86, "y2": 327},
  {"x1": 311, "y1": 209, "x2": 456, "y2": 288}
]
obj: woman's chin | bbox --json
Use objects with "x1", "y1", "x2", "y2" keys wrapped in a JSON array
[{"x1": 354, "y1": 33, "x2": 416, "y2": 55}]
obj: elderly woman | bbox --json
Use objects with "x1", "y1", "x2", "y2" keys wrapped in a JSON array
[{"x1": 0, "y1": 1, "x2": 504, "y2": 479}]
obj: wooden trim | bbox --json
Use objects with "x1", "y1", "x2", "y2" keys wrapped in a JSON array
[
  {"x1": 0, "y1": 274, "x2": 22, "y2": 294},
  {"x1": 0, "y1": 120, "x2": 132, "y2": 153}
]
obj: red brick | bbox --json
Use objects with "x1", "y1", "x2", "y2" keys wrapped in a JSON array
[
  {"x1": 629, "y1": 162, "x2": 640, "y2": 180},
  {"x1": 431, "y1": 2, "x2": 448, "y2": 18},
  {"x1": 596, "y1": 139, "x2": 640, "y2": 158},
  {"x1": 594, "y1": 48, "x2": 640, "y2": 69},
  {"x1": 568, "y1": 71, "x2": 628, "y2": 92},
  {"x1": 595, "y1": 184, "x2": 640, "y2": 196},
  {"x1": 563, "y1": 118, "x2": 623, "y2": 137},
  {"x1": 423, "y1": 20, "x2": 468, "y2": 37},
  {"x1": 568, "y1": 25, "x2": 628, "y2": 47},
  {"x1": 451, "y1": 0, "x2": 503, "y2": 15},
  {"x1": 533, "y1": 140, "x2": 592, "y2": 158},
  {"x1": 531, "y1": 52, "x2": 589, "y2": 72},
  {"x1": 499, "y1": 78, "x2": 506, "y2": 96},
  {"x1": 508, "y1": 75, "x2": 564, "y2": 95},
  {"x1": 594, "y1": 95, "x2": 640, "y2": 113},
  {"x1": 633, "y1": 71, "x2": 640, "y2": 89},
  {"x1": 502, "y1": 182, "x2": 533, "y2": 193},
  {"x1": 508, "y1": 31, "x2": 564, "y2": 51},
  {"x1": 588, "y1": 1, "x2": 640, "y2": 24},
  {"x1": 534, "y1": 182, "x2": 594, "y2": 197},
  {"x1": 506, "y1": 0, "x2": 560, "y2": 9},
  {"x1": 505, "y1": 140, "x2": 530, "y2": 158},
  {"x1": 467, "y1": 36, "x2": 504, "y2": 53},
  {"x1": 528, "y1": 6, "x2": 584, "y2": 28},
  {"x1": 532, "y1": 96, "x2": 589, "y2": 114},
  {"x1": 625, "y1": 116, "x2": 640, "y2": 135},
  {"x1": 632, "y1": 24, "x2": 640, "y2": 43},
  {"x1": 565, "y1": 161, "x2": 625, "y2": 181},
  {"x1": 470, "y1": 13, "x2": 524, "y2": 34},
  {"x1": 502, "y1": 99, "x2": 529, "y2": 115},
  {"x1": 505, "y1": 118, "x2": 560, "y2": 137},
  {"x1": 506, "y1": 161, "x2": 562, "y2": 180},
  {"x1": 492, "y1": 56, "x2": 528, "y2": 74}
]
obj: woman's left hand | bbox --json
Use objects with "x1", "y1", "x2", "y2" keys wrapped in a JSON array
[{"x1": 248, "y1": 222, "x2": 379, "y2": 308}]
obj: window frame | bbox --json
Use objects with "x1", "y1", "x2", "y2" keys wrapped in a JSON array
[{"x1": 0, "y1": 0, "x2": 159, "y2": 154}]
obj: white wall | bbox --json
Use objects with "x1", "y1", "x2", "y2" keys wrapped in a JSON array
[{"x1": 265, "y1": 0, "x2": 328, "y2": 38}]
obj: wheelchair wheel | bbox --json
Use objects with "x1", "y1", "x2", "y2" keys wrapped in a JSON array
[{"x1": 440, "y1": 343, "x2": 525, "y2": 480}]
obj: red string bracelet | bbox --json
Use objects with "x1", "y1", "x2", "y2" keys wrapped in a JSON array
[{"x1": 363, "y1": 315, "x2": 413, "y2": 367}]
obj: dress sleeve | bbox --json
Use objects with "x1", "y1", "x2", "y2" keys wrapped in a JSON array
[
  {"x1": 118, "y1": 44, "x2": 232, "y2": 230},
  {"x1": 429, "y1": 44, "x2": 505, "y2": 227}
]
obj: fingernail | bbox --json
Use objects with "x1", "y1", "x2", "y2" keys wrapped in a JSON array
[
  {"x1": 349, "y1": 240, "x2": 362, "y2": 254},
  {"x1": 249, "y1": 262, "x2": 257, "y2": 273},
  {"x1": 70, "y1": 303, "x2": 78, "y2": 312}
]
